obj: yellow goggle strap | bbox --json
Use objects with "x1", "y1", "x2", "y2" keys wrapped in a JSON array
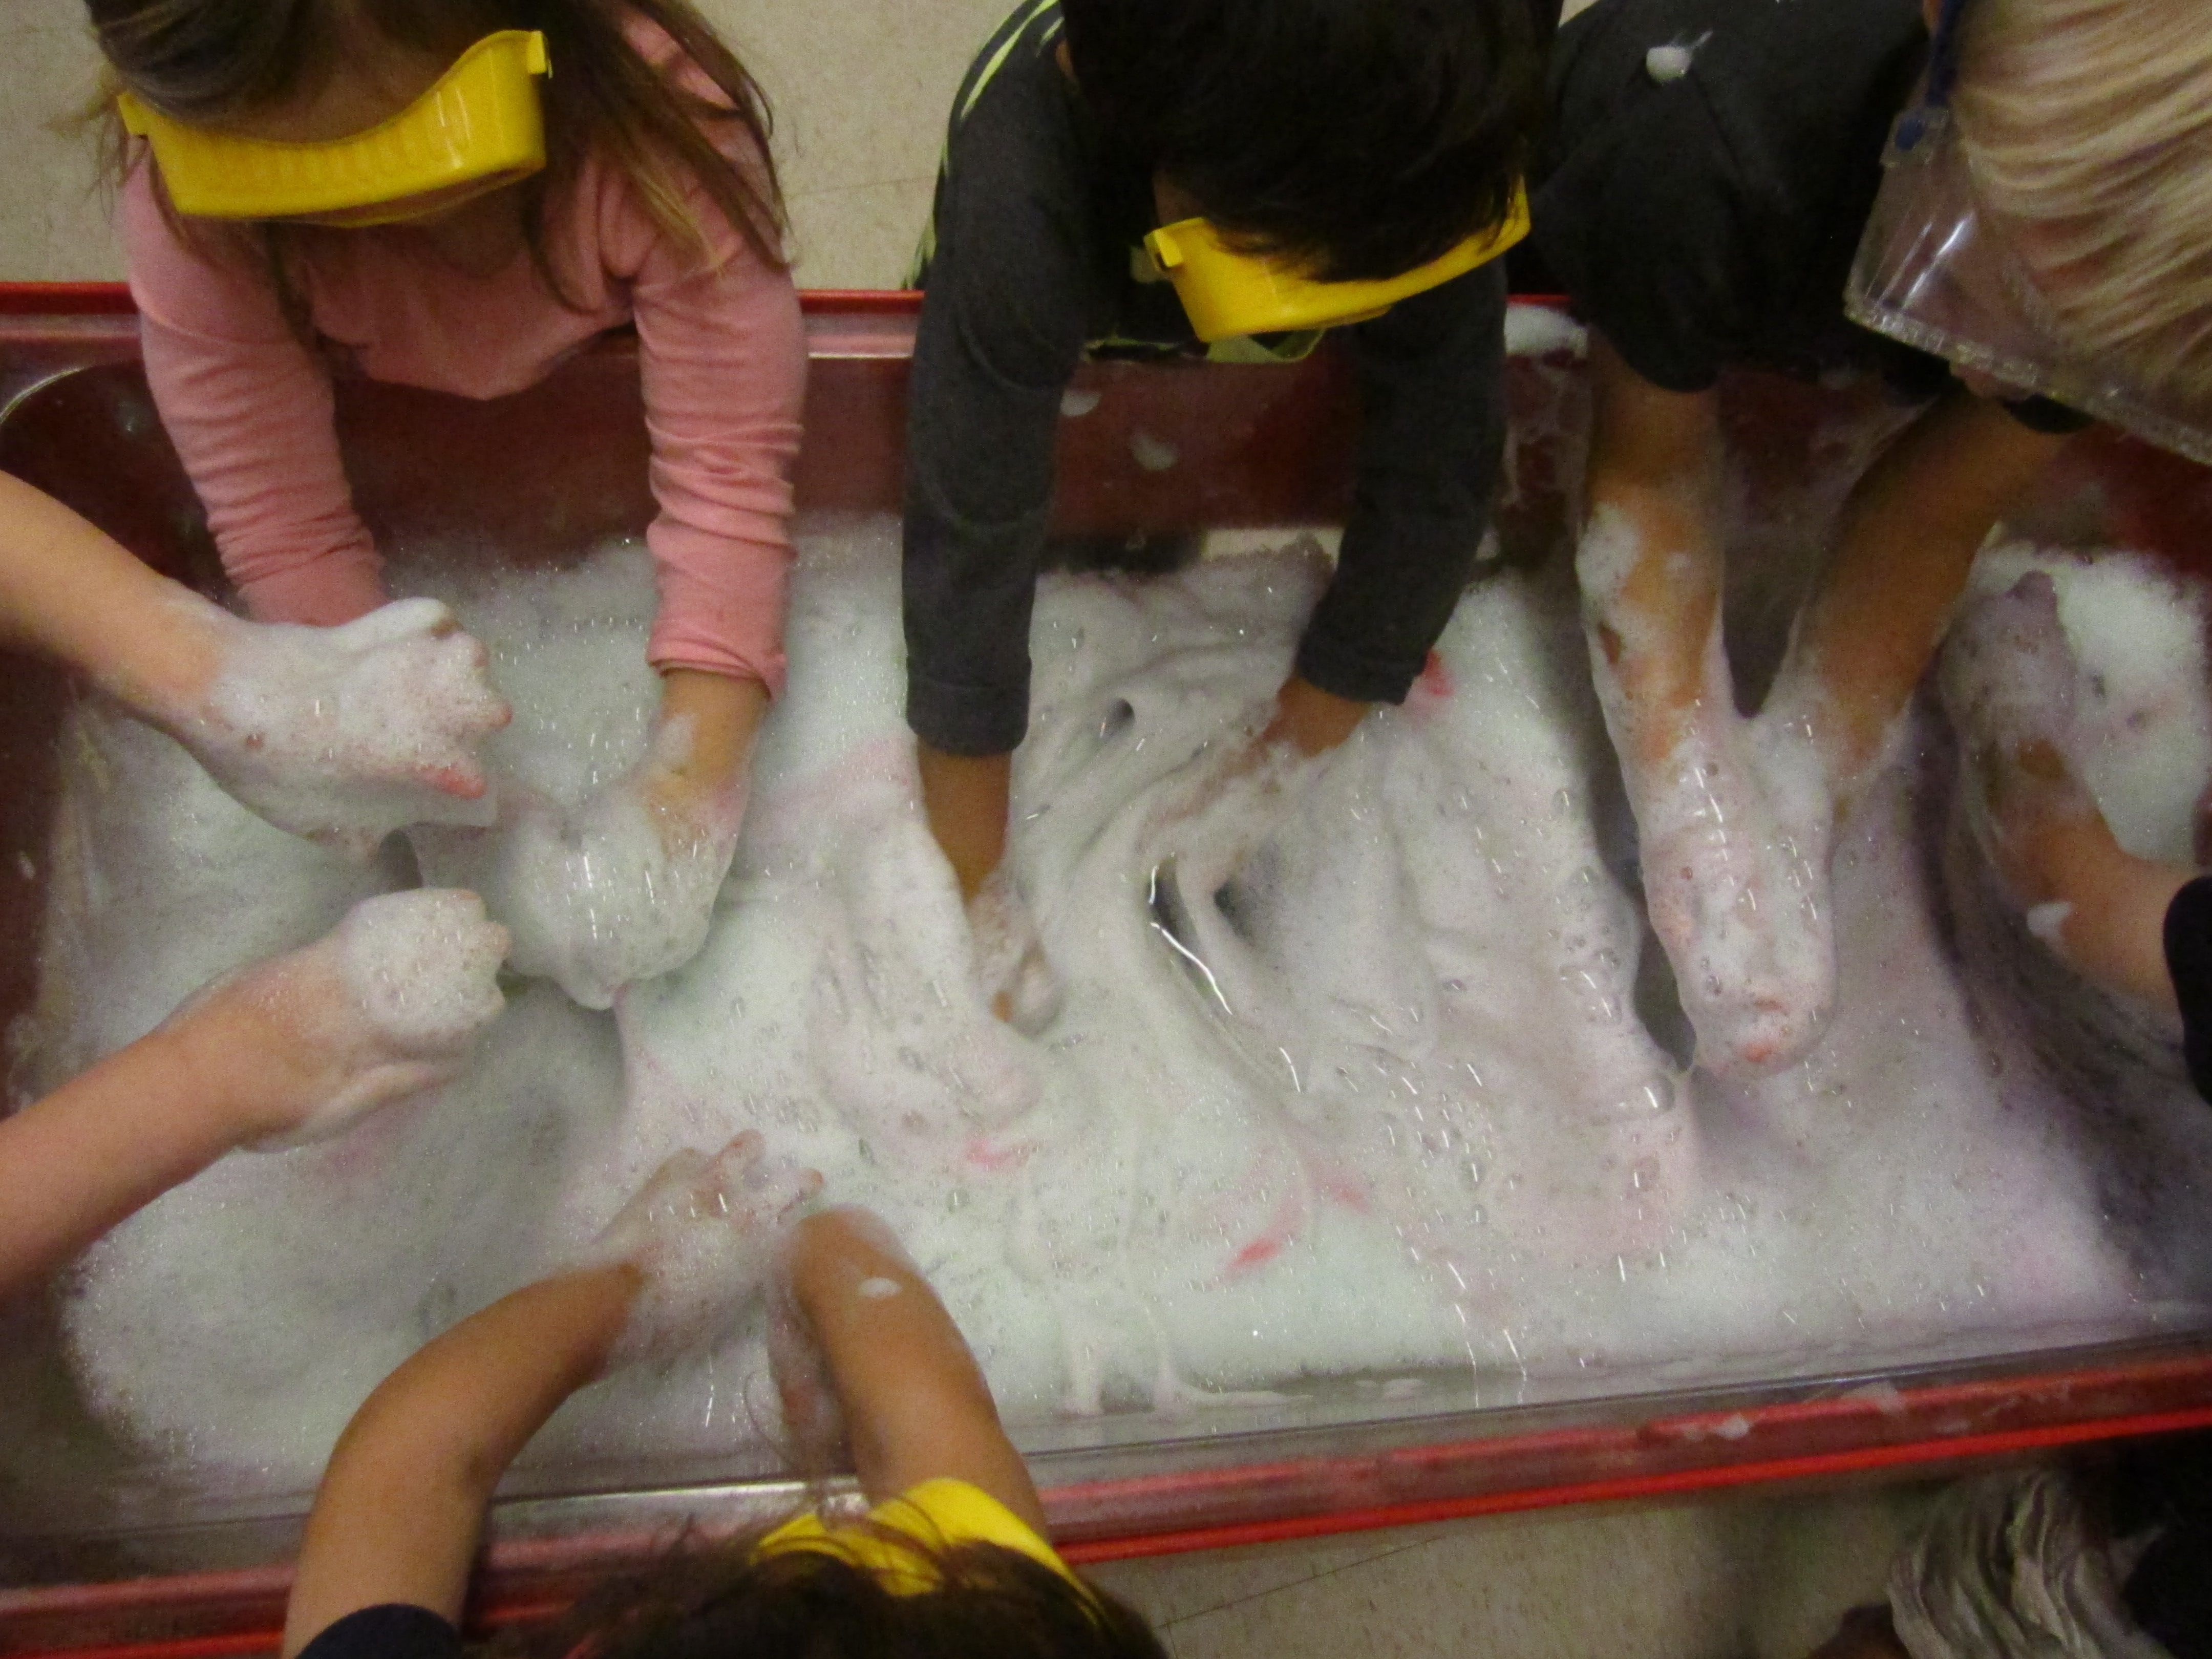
[{"x1": 1145, "y1": 183, "x2": 1533, "y2": 343}]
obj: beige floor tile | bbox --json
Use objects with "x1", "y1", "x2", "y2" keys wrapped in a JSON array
[
  {"x1": 702, "y1": 0, "x2": 1009, "y2": 198},
  {"x1": 0, "y1": 8, "x2": 116, "y2": 282},
  {"x1": 1084, "y1": 1523, "x2": 1448, "y2": 1630},
  {"x1": 786, "y1": 177, "x2": 935, "y2": 289},
  {"x1": 1163, "y1": 1505, "x2": 1762, "y2": 1659}
]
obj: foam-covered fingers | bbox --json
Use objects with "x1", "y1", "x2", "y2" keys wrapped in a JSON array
[
  {"x1": 582, "y1": 1139, "x2": 827, "y2": 1370},
  {"x1": 241, "y1": 890, "x2": 508, "y2": 1150},
  {"x1": 336, "y1": 890, "x2": 509, "y2": 1056}
]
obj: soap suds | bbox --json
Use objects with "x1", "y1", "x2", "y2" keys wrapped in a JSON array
[
  {"x1": 191, "y1": 597, "x2": 509, "y2": 858},
  {"x1": 33, "y1": 517, "x2": 2209, "y2": 1497}
]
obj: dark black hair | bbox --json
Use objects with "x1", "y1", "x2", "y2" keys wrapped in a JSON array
[
  {"x1": 488, "y1": 1525, "x2": 1170, "y2": 1659},
  {"x1": 1061, "y1": 0, "x2": 1546, "y2": 283}
]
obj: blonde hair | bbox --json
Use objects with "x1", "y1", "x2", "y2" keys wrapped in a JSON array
[{"x1": 1953, "y1": 0, "x2": 2212, "y2": 402}]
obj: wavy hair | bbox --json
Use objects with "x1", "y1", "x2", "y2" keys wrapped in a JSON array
[
  {"x1": 1954, "y1": 0, "x2": 2212, "y2": 402},
  {"x1": 85, "y1": 0, "x2": 785, "y2": 324}
]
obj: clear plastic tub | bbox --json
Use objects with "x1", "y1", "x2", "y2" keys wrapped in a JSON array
[{"x1": 3, "y1": 288, "x2": 2210, "y2": 1656}]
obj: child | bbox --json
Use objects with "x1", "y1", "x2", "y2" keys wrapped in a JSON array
[
  {"x1": 89, "y1": 0, "x2": 807, "y2": 1010},
  {"x1": 903, "y1": 0, "x2": 1551, "y2": 1010},
  {"x1": 1524, "y1": 0, "x2": 2212, "y2": 1076},
  {"x1": 1, "y1": 468, "x2": 509, "y2": 856},
  {"x1": 1941, "y1": 571, "x2": 2212, "y2": 1101},
  {"x1": 0, "y1": 888, "x2": 508, "y2": 1301},
  {"x1": 278, "y1": 1152, "x2": 1166, "y2": 1658}
]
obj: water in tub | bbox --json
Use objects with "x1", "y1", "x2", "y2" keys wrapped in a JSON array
[{"x1": 23, "y1": 333, "x2": 2212, "y2": 1496}]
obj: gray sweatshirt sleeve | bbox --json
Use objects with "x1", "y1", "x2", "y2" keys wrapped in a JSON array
[
  {"x1": 1294, "y1": 261, "x2": 1508, "y2": 706},
  {"x1": 901, "y1": 76, "x2": 1099, "y2": 758}
]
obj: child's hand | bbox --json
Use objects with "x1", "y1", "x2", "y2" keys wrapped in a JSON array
[
  {"x1": 968, "y1": 871, "x2": 1062, "y2": 1033},
  {"x1": 581, "y1": 1134, "x2": 823, "y2": 1370},
  {"x1": 166, "y1": 889, "x2": 510, "y2": 1151},
  {"x1": 178, "y1": 599, "x2": 511, "y2": 859},
  {"x1": 1146, "y1": 720, "x2": 1326, "y2": 907},
  {"x1": 477, "y1": 722, "x2": 747, "y2": 1010}
]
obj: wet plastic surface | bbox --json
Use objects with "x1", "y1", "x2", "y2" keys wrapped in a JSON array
[{"x1": 2, "y1": 289, "x2": 2209, "y2": 1654}]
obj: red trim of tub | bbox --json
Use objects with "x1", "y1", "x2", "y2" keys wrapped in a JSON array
[{"x1": 0, "y1": 284, "x2": 136, "y2": 316}]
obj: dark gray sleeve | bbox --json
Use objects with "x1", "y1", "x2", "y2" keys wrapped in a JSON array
[
  {"x1": 901, "y1": 91, "x2": 1098, "y2": 757},
  {"x1": 294, "y1": 1605, "x2": 463, "y2": 1659},
  {"x1": 1295, "y1": 261, "x2": 1508, "y2": 705}
]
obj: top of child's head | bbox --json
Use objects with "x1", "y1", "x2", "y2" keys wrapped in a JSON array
[
  {"x1": 1950, "y1": 0, "x2": 2212, "y2": 405},
  {"x1": 84, "y1": 0, "x2": 784, "y2": 251},
  {"x1": 486, "y1": 1529, "x2": 1170, "y2": 1658},
  {"x1": 1059, "y1": 0, "x2": 1546, "y2": 285}
]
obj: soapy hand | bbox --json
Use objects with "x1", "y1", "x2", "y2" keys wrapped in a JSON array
[
  {"x1": 1148, "y1": 722, "x2": 1324, "y2": 907},
  {"x1": 164, "y1": 889, "x2": 510, "y2": 1151},
  {"x1": 968, "y1": 871, "x2": 1063, "y2": 1034},
  {"x1": 579, "y1": 1134, "x2": 823, "y2": 1370},
  {"x1": 176, "y1": 599, "x2": 510, "y2": 859},
  {"x1": 469, "y1": 722, "x2": 746, "y2": 1011}
]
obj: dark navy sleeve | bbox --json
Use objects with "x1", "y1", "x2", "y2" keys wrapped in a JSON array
[
  {"x1": 1294, "y1": 261, "x2": 1508, "y2": 705},
  {"x1": 902, "y1": 52, "x2": 1102, "y2": 758},
  {"x1": 2163, "y1": 875, "x2": 2212, "y2": 1103},
  {"x1": 293, "y1": 1604, "x2": 464, "y2": 1659}
]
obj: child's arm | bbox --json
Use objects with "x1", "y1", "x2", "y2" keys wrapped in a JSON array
[
  {"x1": 120, "y1": 168, "x2": 387, "y2": 626},
  {"x1": 0, "y1": 470, "x2": 230, "y2": 711},
  {"x1": 0, "y1": 890, "x2": 506, "y2": 1301},
  {"x1": 779, "y1": 1207, "x2": 1045, "y2": 1534},
  {"x1": 0, "y1": 471, "x2": 508, "y2": 855},
  {"x1": 281, "y1": 1263, "x2": 635, "y2": 1654},
  {"x1": 1772, "y1": 391, "x2": 2072, "y2": 798},
  {"x1": 1579, "y1": 330, "x2": 1730, "y2": 762},
  {"x1": 282, "y1": 1136, "x2": 820, "y2": 1656},
  {"x1": 918, "y1": 748, "x2": 1014, "y2": 903}
]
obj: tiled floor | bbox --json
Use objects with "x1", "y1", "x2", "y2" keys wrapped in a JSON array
[
  {"x1": 1082, "y1": 1486, "x2": 1934, "y2": 1658},
  {"x1": 0, "y1": 1, "x2": 1953, "y2": 1653}
]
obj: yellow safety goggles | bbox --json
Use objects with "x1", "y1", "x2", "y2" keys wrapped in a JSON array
[
  {"x1": 1143, "y1": 184, "x2": 1530, "y2": 343},
  {"x1": 118, "y1": 30, "x2": 551, "y2": 224}
]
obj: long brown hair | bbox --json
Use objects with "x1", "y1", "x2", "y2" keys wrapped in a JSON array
[{"x1": 86, "y1": 0, "x2": 786, "y2": 325}]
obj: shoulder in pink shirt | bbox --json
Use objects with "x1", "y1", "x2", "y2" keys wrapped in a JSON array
[{"x1": 121, "y1": 20, "x2": 806, "y2": 691}]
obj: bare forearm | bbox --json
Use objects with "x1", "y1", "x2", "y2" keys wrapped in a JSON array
[
  {"x1": 283, "y1": 1265, "x2": 634, "y2": 1653},
  {"x1": 918, "y1": 745, "x2": 1012, "y2": 901},
  {"x1": 1580, "y1": 337, "x2": 1727, "y2": 726},
  {"x1": 0, "y1": 1029, "x2": 248, "y2": 1298},
  {"x1": 656, "y1": 668, "x2": 770, "y2": 798},
  {"x1": 786, "y1": 1211, "x2": 1044, "y2": 1531},
  {"x1": 0, "y1": 473, "x2": 228, "y2": 719},
  {"x1": 1261, "y1": 676, "x2": 1369, "y2": 757},
  {"x1": 1793, "y1": 397, "x2": 2070, "y2": 783}
]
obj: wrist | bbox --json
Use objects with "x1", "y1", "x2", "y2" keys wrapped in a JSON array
[
  {"x1": 1267, "y1": 676, "x2": 1369, "y2": 756},
  {"x1": 648, "y1": 671, "x2": 765, "y2": 814},
  {"x1": 139, "y1": 1012, "x2": 284, "y2": 1153},
  {"x1": 100, "y1": 592, "x2": 240, "y2": 733}
]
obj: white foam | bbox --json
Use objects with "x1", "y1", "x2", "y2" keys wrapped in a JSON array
[
  {"x1": 188, "y1": 597, "x2": 508, "y2": 857},
  {"x1": 2025, "y1": 901, "x2": 2075, "y2": 951},
  {"x1": 1968, "y1": 546, "x2": 2212, "y2": 866},
  {"x1": 39, "y1": 518, "x2": 2188, "y2": 1494},
  {"x1": 577, "y1": 1136, "x2": 821, "y2": 1370}
]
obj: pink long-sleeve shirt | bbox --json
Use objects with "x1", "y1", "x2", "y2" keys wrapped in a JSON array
[{"x1": 119, "y1": 37, "x2": 805, "y2": 692}]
